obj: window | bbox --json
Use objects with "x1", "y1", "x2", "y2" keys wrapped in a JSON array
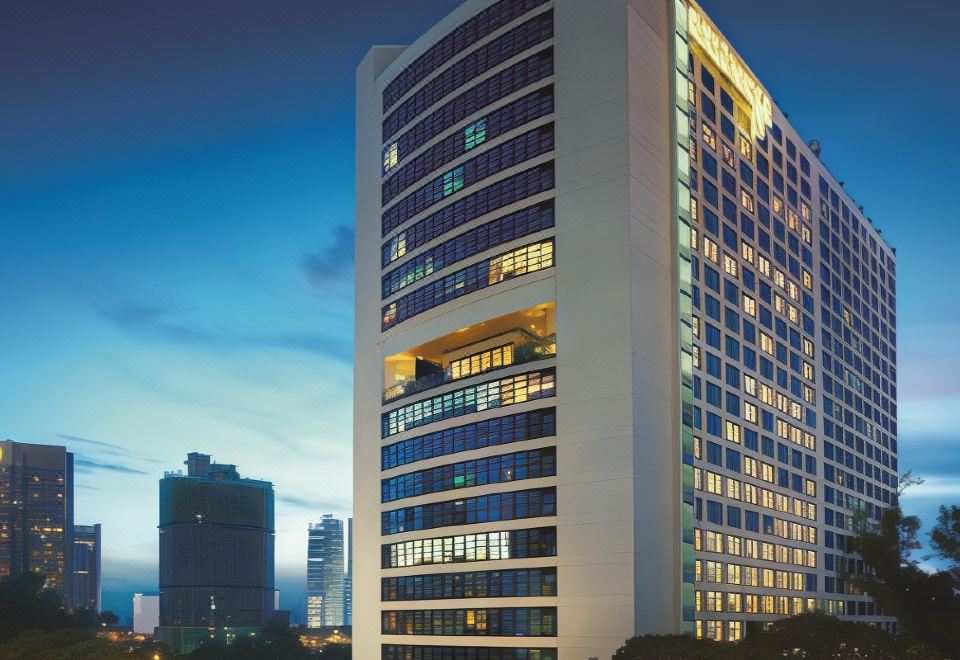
[
  {"x1": 381, "y1": 606, "x2": 557, "y2": 636},
  {"x1": 703, "y1": 123, "x2": 717, "y2": 149},
  {"x1": 739, "y1": 134, "x2": 753, "y2": 160},
  {"x1": 442, "y1": 166, "x2": 466, "y2": 197},
  {"x1": 741, "y1": 241, "x2": 754, "y2": 264},
  {"x1": 384, "y1": 142, "x2": 399, "y2": 172},
  {"x1": 383, "y1": 239, "x2": 555, "y2": 330},
  {"x1": 723, "y1": 254, "x2": 738, "y2": 276},
  {"x1": 382, "y1": 526, "x2": 557, "y2": 568},
  {"x1": 742, "y1": 294, "x2": 756, "y2": 317},
  {"x1": 703, "y1": 237, "x2": 719, "y2": 262},
  {"x1": 382, "y1": 369, "x2": 556, "y2": 437},
  {"x1": 465, "y1": 119, "x2": 487, "y2": 150},
  {"x1": 381, "y1": 408, "x2": 556, "y2": 470},
  {"x1": 740, "y1": 190, "x2": 755, "y2": 212},
  {"x1": 382, "y1": 487, "x2": 556, "y2": 534}
]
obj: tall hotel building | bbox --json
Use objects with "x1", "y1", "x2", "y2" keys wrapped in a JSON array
[{"x1": 355, "y1": 1, "x2": 899, "y2": 658}]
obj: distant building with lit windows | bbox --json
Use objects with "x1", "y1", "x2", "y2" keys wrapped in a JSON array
[
  {"x1": 71, "y1": 523, "x2": 101, "y2": 612},
  {"x1": 355, "y1": 1, "x2": 898, "y2": 658},
  {"x1": 155, "y1": 452, "x2": 276, "y2": 654},
  {"x1": 0, "y1": 440, "x2": 74, "y2": 605},
  {"x1": 307, "y1": 514, "x2": 346, "y2": 627}
]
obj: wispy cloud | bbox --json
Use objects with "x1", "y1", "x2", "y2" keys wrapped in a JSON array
[
  {"x1": 302, "y1": 226, "x2": 353, "y2": 289},
  {"x1": 58, "y1": 433, "x2": 126, "y2": 452},
  {"x1": 74, "y1": 457, "x2": 149, "y2": 476},
  {"x1": 278, "y1": 493, "x2": 350, "y2": 513},
  {"x1": 97, "y1": 299, "x2": 352, "y2": 364}
]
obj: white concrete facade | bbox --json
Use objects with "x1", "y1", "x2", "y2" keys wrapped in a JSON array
[{"x1": 355, "y1": 1, "x2": 898, "y2": 658}]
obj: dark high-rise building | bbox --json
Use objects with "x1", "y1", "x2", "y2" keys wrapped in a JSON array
[
  {"x1": 0, "y1": 440, "x2": 74, "y2": 604},
  {"x1": 306, "y1": 513, "x2": 345, "y2": 627},
  {"x1": 156, "y1": 452, "x2": 276, "y2": 654},
  {"x1": 71, "y1": 523, "x2": 101, "y2": 612}
]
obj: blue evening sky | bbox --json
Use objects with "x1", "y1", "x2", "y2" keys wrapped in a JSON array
[{"x1": 1, "y1": 1, "x2": 957, "y2": 621}]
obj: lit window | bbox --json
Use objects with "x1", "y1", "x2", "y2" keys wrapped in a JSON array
[
  {"x1": 744, "y1": 402, "x2": 757, "y2": 423},
  {"x1": 691, "y1": 198, "x2": 699, "y2": 221},
  {"x1": 801, "y1": 225, "x2": 812, "y2": 245},
  {"x1": 691, "y1": 225, "x2": 699, "y2": 249},
  {"x1": 702, "y1": 123, "x2": 716, "y2": 150},
  {"x1": 757, "y1": 255, "x2": 771, "y2": 276},
  {"x1": 800, "y1": 202, "x2": 811, "y2": 221},
  {"x1": 724, "y1": 253, "x2": 738, "y2": 276},
  {"x1": 740, "y1": 190, "x2": 755, "y2": 212},
  {"x1": 743, "y1": 375, "x2": 756, "y2": 396},
  {"x1": 802, "y1": 269, "x2": 812, "y2": 289},
  {"x1": 787, "y1": 210, "x2": 799, "y2": 231},
  {"x1": 740, "y1": 240, "x2": 754, "y2": 264},
  {"x1": 388, "y1": 233, "x2": 407, "y2": 262},
  {"x1": 725, "y1": 421, "x2": 740, "y2": 444},
  {"x1": 739, "y1": 134, "x2": 752, "y2": 160},
  {"x1": 772, "y1": 196, "x2": 784, "y2": 215},
  {"x1": 703, "y1": 237, "x2": 719, "y2": 263},
  {"x1": 383, "y1": 142, "x2": 399, "y2": 172},
  {"x1": 464, "y1": 119, "x2": 487, "y2": 150},
  {"x1": 442, "y1": 166, "x2": 465, "y2": 197},
  {"x1": 722, "y1": 144, "x2": 735, "y2": 168},
  {"x1": 742, "y1": 294, "x2": 756, "y2": 317},
  {"x1": 488, "y1": 241, "x2": 553, "y2": 284}
]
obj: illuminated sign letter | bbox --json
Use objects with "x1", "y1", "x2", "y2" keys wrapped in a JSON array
[{"x1": 687, "y1": 3, "x2": 773, "y2": 141}]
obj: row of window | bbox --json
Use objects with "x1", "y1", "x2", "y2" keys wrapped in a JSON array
[
  {"x1": 694, "y1": 531, "x2": 817, "y2": 571},
  {"x1": 382, "y1": 0, "x2": 549, "y2": 110},
  {"x1": 696, "y1": 560, "x2": 816, "y2": 591},
  {"x1": 383, "y1": 200, "x2": 554, "y2": 298},
  {"x1": 381, "y1": 607, "x2": 557, "y2": 637},
  {"x1": 386, "y1": 49, "x2": 553, "y2": 174},
  {"x1": 382, "y1": 124, "x2": 553, "y2": 237},
  {"x1": 381, "y1": 487, "x2": 556, "y2": 535},
  {"x1": 382, "y1": 369, "x2": 555, "y2": 438},
  {"x1": 382, "y1": 646, "x2": 557, "y2": 660},
  {"x1": 383, "y1": 86, "x2": 553, "y2": 204},
  {"x1": 382, "y1": 447, "x2": 556, "y2": 503},
  {"x1": 382, "y1": 12, "x2": 553, "y2": 141},
  {"x1": 694, "y1": 466, "x2": 817, "y2": 522},
  {"x1": 381, "y1": 408, "x2": 556, "y2": 471},
  {"x1": 382, "y1": 567, "x2": 556, "y2": 601},
  {"x1": 382, "y1": 162, "x2": 554, "y2": 267},
  {"x1": 381, "y1": 239, "x2": 554, "y2": 331},
  {"x1": 696, "y1": 591, "x2": 819, "y2": 618},
  {"x1": 381, "y1": 527, "x2": 557, "y2": 569}
]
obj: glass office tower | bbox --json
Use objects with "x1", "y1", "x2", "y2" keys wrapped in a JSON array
[
  {"x1": 156, "y1": 452, "x2": 276, "y2": 653},
  {"x1": 0, "y1": 440, "x2": 74, "y2": 605},
  {"x1": 355, "y1": 1, "x2": 898, "y2": 658},
  {"x1": 307, "y1": 513, "x2": 346, "y2": 627},
  {"x1": 71, "y1": 523, "x2": 101, "y2": 612}
]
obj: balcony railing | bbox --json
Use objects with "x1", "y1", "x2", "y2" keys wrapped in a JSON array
[{"x1": 383, "y1": 331, "x2": 556, "y2": 403}]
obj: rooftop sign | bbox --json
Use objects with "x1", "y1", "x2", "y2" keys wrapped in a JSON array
[{"x1": 687, "y1": 3, "x2": 773, "y2": 141}]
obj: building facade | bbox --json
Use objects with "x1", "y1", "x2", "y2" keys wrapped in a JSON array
[
  {"x1": 355, "y1": 1, "x2": 898, "y2": 658},
  {"x1": 156, "y1": 453, "x2": 276, "y2": 653},
  {"x1": 71, "y1": 523, "x2": 101, "y2": 612},
  {"x1": 133, "y1": 592, "x2": 160, "y2": 635},
  {"x1": 0, "y1": 440, "x2": 74, "y2": 604},
  {"x1": 345, "y1": 517, "x2": 353, "y2": 626},
  {"x1": 307, "y1": 514, "x2": 346, "y2": 627}
]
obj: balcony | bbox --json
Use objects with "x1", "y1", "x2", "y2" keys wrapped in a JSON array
[{"x1": 383, "y1": 303, "x2": 556, "y2": 404}]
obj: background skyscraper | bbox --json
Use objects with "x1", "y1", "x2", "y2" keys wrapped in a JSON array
[
  {"x1": 0, "y1": 440, "x2": 74, "y2": 605},
  {"x1": 133, "y1": 592, "x2": 160, "y2": 635},
  {"x1": 156, "y1": 452, "x2": 276, "y2": 654},
  {"x1": 71, "y1": 523, "x2": 101, "y2": 612},
  {"x1": 344, "y1": 516, "x2": 353, "y2": 627},
  {"x1": 306, "y1": 513, "x2": 345, "y2": 627},
  {"x1": 355, "y1": 0, "x2": 898, "y2": 657}
]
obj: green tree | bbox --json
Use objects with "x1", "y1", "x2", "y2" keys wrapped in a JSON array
[
  {"x1": 743, "y1": 611, "x2": 898, "y2": 659},
  {"x1": 930, "y1": 504, "x2": 960, "y2": 580},
  {"x1": 847, "y1": 506, "x2": 960, "y2": 656},
  {"x1": 612, "y1": 633, "x2": 738, "y2": 660}
]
